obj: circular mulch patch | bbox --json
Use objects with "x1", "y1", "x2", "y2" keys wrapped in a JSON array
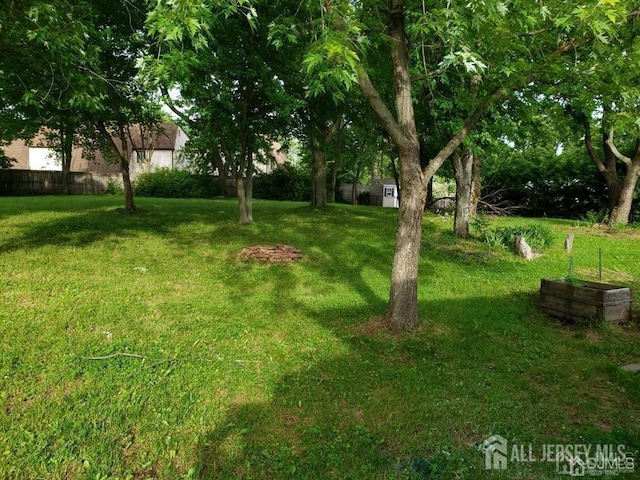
[{"x1": 241, "y1": 244, "x2": 303, "y2": 263}]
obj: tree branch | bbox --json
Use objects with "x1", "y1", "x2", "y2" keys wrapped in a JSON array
[
  {"x1": 423, "y1": 88, "x2": 505, "y2": 179},
  {"x1": 606, "y1": 128, "x2": 632, "y2": 166},
  {"x1": 160, "y1": 85, "x2": 196, "y2": 128},
  {"x1": 96, "y1": 120, "x2": 123, "y2": 159},
  {"x1": 356, "y1": 68, "x2": 409, "y2": 150},
  {"x1": 82, "y1": 352, "x2": 146, "y2": 360},
  {"x1": 583, "y1": 120, "x2": 607, "y2": 174}
]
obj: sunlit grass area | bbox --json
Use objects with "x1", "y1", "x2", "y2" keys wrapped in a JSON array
[{"x1": 1, "y1": 196, "x2": 639, "y2": 479}]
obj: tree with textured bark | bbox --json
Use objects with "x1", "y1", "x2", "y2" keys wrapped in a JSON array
[
  {"x1": 451, "y1": 145, "x2": 475, "y2": 238},
  {"x1": 308, "y1": 108, "x2": 343, "y2": 208},
  {"x1": 574, "y1": 103, "x2": 640, "y2": 225},
  {"x1": 147, "y1": 0, "x2": 298, "y2": 224},
  {"x1": 86, "y1": 0, "x2": 162, "y2": 212},
  {"x1": 305, "y1": 0, "x2": 629, "y2": 330},
  {"x1": 546, "y1": 6, "x2": 640, "y2": 224}
]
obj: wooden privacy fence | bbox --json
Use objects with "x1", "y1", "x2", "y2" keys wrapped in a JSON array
[{"x1": 0, "y1": 170, "x2": 111, "y2": 195}]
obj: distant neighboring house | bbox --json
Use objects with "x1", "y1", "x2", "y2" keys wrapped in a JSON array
[
  {"x1": 370, "y1": 178, "x2": 399, "y2": 208},
  {"x1": 4, "y1": 123, "x2": 189, "y2": 178},
  {"x1": 127, "y1": 124, "x2": 189, "y2": 175},
  {"x1": 256, "y1": 141, "x2": 288, "y2": 174}
]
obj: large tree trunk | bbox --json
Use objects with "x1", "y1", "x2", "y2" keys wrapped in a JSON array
[
  {"x1": 354, "y1": 1, "x2": 500, "y2": 330},
  {"x1": 380, "y1": 3, "x2": 423, "y2": 330},
  {"x1": 310, "y1": 139, "x2": 328, "y2": 207},
  {"x1": 97, "y1": 120, "x2": 138, "y2": 213},
  {"x1": 386, "y1": 152, "x2": 426, "y2": 330},
  {"x1": 61, "y1": 123, "x2": 74, "y2": 195},
  {"x1": 583, "y1": 120, "x2": 623, "y2": 220},
  {"x1": 310, "y1": 117, "x2": 341, "y2": 207},
  {"x1": 237, "y1": 176, "x2": 251, "y2": 225},
  {"x1": 452, "y1": 148, "x2": 473, "y2": 238},
  {"x1": 118, "y1": 126, "x2": 138, "y2": 213},
  {"x1": 610, "y1": 167, "x2": 639, "y2": 224},
  {"x1": 120, "y1": 156, "x2": 137, "y2": 213},
  {"x1": 236, "y1": 152, "x2": 254, "y2": 225},
  {"x1": 606, "y1": 136, "x2": 640, "y2": 225},
  {"x1": 602, "y1": 133, "x2": 623, "y2": 216},
  {"x1": 469, "y1": 154, "x2": 482, "y2": 218}
]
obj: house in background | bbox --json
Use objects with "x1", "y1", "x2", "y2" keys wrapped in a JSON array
[
  {"x1": 370, "y1": 178, "x2": 399, "y2": 208},
  {"x1": 4, "y1": 123, "x2": 189, "y2": 178},
  {"x1": 127, "y1": 124, "x2": 189, "y2": 174},
  {"x1": 1, "y1": 123, "x2": 189, "y2": 195}
]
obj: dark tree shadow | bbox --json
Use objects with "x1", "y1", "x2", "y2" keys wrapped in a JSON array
[{"x1": 192, "y1": 289, "x2": 640, "y2": 479}]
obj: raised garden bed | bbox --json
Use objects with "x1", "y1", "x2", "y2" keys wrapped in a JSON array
[{"x1": 539, "y1": 278, "x2": 632, "y2": 323}]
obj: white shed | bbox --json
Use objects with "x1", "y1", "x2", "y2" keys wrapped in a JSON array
[{"x1": 370, "y1": 178, "x2": 399, "y2": 208}]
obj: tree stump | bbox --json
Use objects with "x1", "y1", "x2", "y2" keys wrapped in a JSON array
[{"x1": 514, "y1": 235, "x2": 534, "y2": 261}]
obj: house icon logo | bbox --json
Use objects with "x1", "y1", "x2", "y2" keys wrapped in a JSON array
[
  {"x1": 567, "y1": 455, "x2": 586, "y2": 477},
  {"x1": 483, "y1": 434, "x2": 508, "y2": 470}
]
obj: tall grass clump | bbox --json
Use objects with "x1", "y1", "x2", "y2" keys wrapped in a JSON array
[{"x1": 472, "y1": 216, "x2": 554, "y2": 251}]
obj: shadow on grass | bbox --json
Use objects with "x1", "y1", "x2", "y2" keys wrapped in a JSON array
[
  {"x1": 0, "y1": 197, "x2": 401, "y2": 253},
  {"x1": 191, "y1": 291, "x2": 640, "y2": 479}
]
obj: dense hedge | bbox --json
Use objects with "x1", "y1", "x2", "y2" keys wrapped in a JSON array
[
  {"x1": 253, "y1": 165, "x2": 311, "y2": 202},
  {"x1": 134, "y1": 168, "x2": 220, "y2": 198},
  {"x1": 483, "y1": 154, "x2": 614, "y2": 220}
]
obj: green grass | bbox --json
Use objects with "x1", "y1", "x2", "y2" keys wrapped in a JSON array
[{"x1": 0, "y1": 196, "x2": 639, "y2": 479}]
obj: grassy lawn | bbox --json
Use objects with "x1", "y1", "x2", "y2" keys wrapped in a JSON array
[{"x1": 1, "y1": 195, "x2": 639, "y2": 479}]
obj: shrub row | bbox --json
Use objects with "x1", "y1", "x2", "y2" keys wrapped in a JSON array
[
  {"x1": 129, "y1": 166, "x2": 312, "y2": 202},
  {"x1": 252, "y1": 166, "x2": 311, "y2": 202},
  {"x1": 133, "y1": 169, "x2": 220, "y2": 198}
]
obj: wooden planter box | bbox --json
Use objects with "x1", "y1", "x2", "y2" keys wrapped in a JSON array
[{"x1": 539, "y1": 278, "x2": 632, "y2": 323}]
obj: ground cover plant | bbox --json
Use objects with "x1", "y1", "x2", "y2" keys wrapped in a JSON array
[{"x1": 0, "y1": 196, "x2": 639, "y2": 479}]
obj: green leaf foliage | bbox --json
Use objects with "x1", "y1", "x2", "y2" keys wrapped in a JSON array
[
  {"x1": 253, "y1": 164, "x2": 311, "y2": 202},
  {"x1": 472, "y1": 218, "x2": 555, "y2": 252},
  {"x1": 133, "y1": 168, "x2": 221, "y2": 198}
]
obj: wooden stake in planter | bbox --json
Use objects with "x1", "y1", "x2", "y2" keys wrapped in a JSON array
[
  {"x1": 565, "y1": 234, "x2": 574, "y2": 253},
  {"x1": 599, "y1": 247, "x2": 603, "y2": 281}
]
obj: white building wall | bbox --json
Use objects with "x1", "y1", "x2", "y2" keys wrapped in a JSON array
[
  {"x1": 174, "y1": 127, "x2": 188, "y2": 152},
  {"x1": 151, "y1": 150, "x2": 174, "y2": 169},
  {"x1": 29, "y1": 148, "x2": 62, "y2": 171},
  {"x1": 130, "y1": 150, "x2": 175, "y2": 175}
]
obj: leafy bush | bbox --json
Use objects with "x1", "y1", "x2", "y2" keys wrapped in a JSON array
[
  {"x1": 472, "y1": 218, "x2": 554, "y2": 252},
  {"x1": 482, "y1": 141, "x2": 615, "y2": 220},
  {"x1": 134, "y1": 168, "x2": 220, "y2": 198},
  {"x1": 253, "y1": 164, "x2": 311, "y2": 202},
  {"x1": 104, "y1": 178, "x2": 124, "y2": 195}
]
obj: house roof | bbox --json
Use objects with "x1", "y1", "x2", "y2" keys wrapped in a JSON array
[{"x1": 126, "y1": 123, "x2": 181, "y2": 150}]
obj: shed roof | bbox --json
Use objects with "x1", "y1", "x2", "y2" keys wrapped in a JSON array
[{"x1": 373, "y1": 178, "x2": 398, "y2": 187}]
